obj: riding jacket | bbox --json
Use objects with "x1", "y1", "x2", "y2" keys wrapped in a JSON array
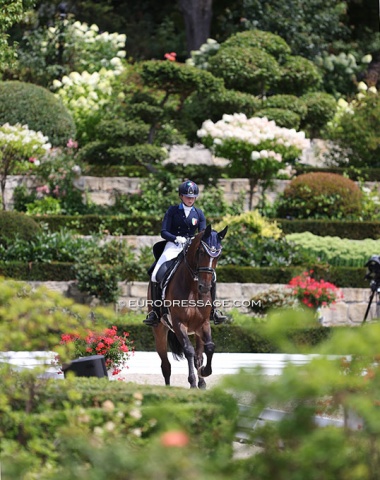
[{"x1": 161, "y1": 204, "x2": 206, "y2": 242}]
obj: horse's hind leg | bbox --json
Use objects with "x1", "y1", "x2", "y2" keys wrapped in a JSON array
[{"x1": 153, "y1": 324, "x2": 171, "y2": 385}]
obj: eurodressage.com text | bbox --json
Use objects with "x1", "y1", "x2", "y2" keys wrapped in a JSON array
[{"x1": 119, "y1": 299, "x2": 262, "y2": 309}]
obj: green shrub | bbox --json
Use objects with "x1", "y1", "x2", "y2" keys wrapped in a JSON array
[
  {"x1": 215, "y1": 210, "x2": 282, "y2": 239},
  {"x1": 255, "y1": 108, "x2": 301, "y2": 129},
  {"x1": 276, "y1": 172, "x2": 363, "y2": 219},
  {"x1": 276, "y1": 55, "x2": 322, "y2": 95},
  {"x1": 327, "y1": 92, "x2": 380, "y2": 168},
  {"x1": 221, "y1": 30, "x2": 291, "y2": 60},
  {"x1": 300, "y1": 91, "x2": 337, "y2": 138},
  {"x1": 0, "y1": 81, "x2": 76, "y2": 146},
  {"x1": 78, "y1": 141, "x2": 168, "y2": 168},
  {"x1": 74, "y1": 239, "x2": 146, "y2": 304},
  {"x1": 208, "y1": 45, "x2": 280, "y2": 95},
  {"x1": 0, "y1": 211, "x2": 41, "y2": 246},
  {"x1": 263, "y1": 94, "x2": 308, "y2": 118},
  {"x1": 285, "y1": 232, "x2": 380, "y2": 267},
  {"x1": 183, "y1": 88, "x2": 262, "y2": 135}
]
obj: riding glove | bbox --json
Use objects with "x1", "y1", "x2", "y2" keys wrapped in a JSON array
[{"x1": 175, "y1": 236, "x2": 187, "y2": 245}]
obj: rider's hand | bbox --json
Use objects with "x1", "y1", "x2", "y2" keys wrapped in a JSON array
[{"x1": 175, "y1": 236, "x2": 187, "y2": 245}]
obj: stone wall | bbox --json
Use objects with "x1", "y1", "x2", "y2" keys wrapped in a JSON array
[
  {"x1": 27, "y1": 280, "x2": 375, "y2": 327},
  {"x1": 4, "y1": 174, "x2": 379, "y2": 211}
]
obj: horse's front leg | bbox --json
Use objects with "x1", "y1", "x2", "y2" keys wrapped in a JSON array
[
  {"x1": 195, "y1": 336, "x2": 206, "y2": 389},
  {"x1": 153, "y1": 323, "x2": 171, "y2": 386},
  {"x1": 197, "y1": 321, "x2": 215, "y2": 379},
  {"x1": 175, "y1": 323, "x2": 197, "y2": 388}
]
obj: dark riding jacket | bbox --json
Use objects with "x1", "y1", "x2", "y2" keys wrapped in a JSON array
[{"x1": 161, "y1": 204, "x2": 206, "y2": 243}]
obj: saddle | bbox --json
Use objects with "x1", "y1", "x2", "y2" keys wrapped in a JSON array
[{"x1": 148, "y1": 240, "x2": 185, "y2": 289}]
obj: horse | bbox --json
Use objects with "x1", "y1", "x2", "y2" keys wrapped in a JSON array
[{"x1": 148, "y1": 224, "x2": 228, "y2": 389}]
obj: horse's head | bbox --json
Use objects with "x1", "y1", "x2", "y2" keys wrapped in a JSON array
[{"x1": 187, "y1": 224, "x2": 228, "y2": 295}]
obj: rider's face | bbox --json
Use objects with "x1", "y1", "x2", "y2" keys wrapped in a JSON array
[{"x1": 181, "y1": 195, "x2": 196, "y2": 207}]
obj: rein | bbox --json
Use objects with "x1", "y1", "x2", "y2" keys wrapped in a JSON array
[{"x1": 183, "y1": 238, "x2": 221, "y2": 282}]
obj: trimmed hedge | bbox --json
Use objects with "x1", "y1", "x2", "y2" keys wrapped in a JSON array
[
  {"x1": 31, "y1": 215, "x2": 163, "y2": 235},
  {"x1": 0, "y1": 262, "x2": 369, "y2": 287},
  {"x1": 277, "y1": 219, "x2": 380, "y2": 239},
  {"x1": 0, "y1": 262, "x2": 75, "y2": 281},
  {"x1": 30, "y1": 214, "x2": 380, "y2": 239},
  {"x1": 125, "y1": 323, "x2": 332, "y2": 352}
]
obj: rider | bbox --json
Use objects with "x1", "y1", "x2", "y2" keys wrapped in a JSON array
[{"x1": 143, "y1": 179, "x2": 227, "y2": 327}]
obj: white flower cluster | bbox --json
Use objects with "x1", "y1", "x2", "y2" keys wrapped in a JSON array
[
  {"x1": 46, "y1": 20, "x2": 126, "y2": 74},
  {"x1": 0, "y1": 123, "x2": 51, "y2": 160},
  {"x1": 53, "y1": 68, "x2": 118, "y2": 116},
  {"x1": 198, "y1": 113, "x2": 310, "y2": 159}
]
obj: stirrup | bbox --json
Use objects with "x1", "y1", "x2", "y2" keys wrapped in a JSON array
[
  {"x1": 143, "y1": 311, "x2": 160, "y2": 327},
  {"x1": 211, "y1": 309, "x2": 227, "y2": 325}
]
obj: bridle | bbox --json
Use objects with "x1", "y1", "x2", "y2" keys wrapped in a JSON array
[{"x1": 183, "y1": 237, "x2": 222, "y2": 283}]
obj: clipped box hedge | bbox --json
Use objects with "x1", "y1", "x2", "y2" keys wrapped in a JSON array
[
  {"x1": 124, "y1": 323, "x2": 332, "y2": 353},
  {"x1": 0, "y1": 262, "x2": 369, "y2": 287},
  {"x1": 31, "y1": 214, "x2": 380, "y2": 239},
  {"x1": 31, "y1": 214, "x2": 163, "y2": 235}
]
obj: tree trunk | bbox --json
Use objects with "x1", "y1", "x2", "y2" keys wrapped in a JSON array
[{"x1": 178, "y1": 0, "x2": 213, "y2": 55}]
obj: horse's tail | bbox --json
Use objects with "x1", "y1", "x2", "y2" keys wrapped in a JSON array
[{"x1": 168, "y1": 331, "x2": 184, "y2": 360}]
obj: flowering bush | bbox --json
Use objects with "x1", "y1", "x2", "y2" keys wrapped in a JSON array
[
  {"x1": 30, "y1": 138, "x2": 87, "y2": 214},
  {"x1": 53, "y1": 68, "x2": 122, "y2": 143},
  {"x1": 197, "y1": 113, "x2": 310, "y2": 208},
  {"x1": 61, "y1": 325, "x2": 134, "y2": 375},
  {"x1": 17, "y1": 19, "x2": 126, "y2": 86},
  {"x1": 0, "y1": 123, "x2": 51, "y2": 208},
  {"x1": 288, "y1": 271, "x2": 343, "y2": 309}
]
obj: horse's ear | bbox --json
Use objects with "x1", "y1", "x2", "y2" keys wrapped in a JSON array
[
  {"x1": 218, "y1": 226, "x2": 228, "y2": 240},
  {"x1": 203, "y1": 224, "x2": 212, "y2": 238}
]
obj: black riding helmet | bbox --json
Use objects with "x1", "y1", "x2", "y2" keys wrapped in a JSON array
[{"x1": 178, "y1": 180, "x2": 199, "y2": 198}]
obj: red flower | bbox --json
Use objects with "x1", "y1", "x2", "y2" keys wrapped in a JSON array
[
  {"x1": 288, "y1": 271, "x2": 343, "y2": 310},
  {"x1": 60, "y1": 326, "x2": 134, "y2": 375}
]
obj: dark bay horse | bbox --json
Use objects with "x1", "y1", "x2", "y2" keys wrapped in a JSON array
[{"x1": 149, "y1": 224, "x2": 228, "y2": 389}]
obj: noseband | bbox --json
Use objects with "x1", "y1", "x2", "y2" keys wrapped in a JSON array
[{"x1": 184, "y1": 238, "x2": 222, "y2": 282}]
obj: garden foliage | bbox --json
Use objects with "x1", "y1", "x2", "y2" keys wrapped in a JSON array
[
  {"x1": 0, "y1": 81, "x2": 76, "y2": 146},
  {"x1": 276, "y1": 172, "x2": 363, "y2": 219}
]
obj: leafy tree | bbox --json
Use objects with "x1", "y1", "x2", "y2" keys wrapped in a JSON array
[
  {"x1": 0, "y1": 0, "x2": 35, "y2": 75},
  {"x1": 214, "y1": 0, "x2": 351, "y2": 60}
]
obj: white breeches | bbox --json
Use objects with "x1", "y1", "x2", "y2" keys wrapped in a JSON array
[{"x1": 151, "y1": 241, "x2": 184, "y2": 283}]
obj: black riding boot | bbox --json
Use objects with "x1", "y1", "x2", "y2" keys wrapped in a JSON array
[
  {"x1": 210, "y1": 282, "x2": 227, "y2": 325},
  {"x1": 143, "y1": 281, "x2": 162, "y2": 327}
]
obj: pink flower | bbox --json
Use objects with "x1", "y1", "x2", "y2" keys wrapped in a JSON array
[
  {"x1": 67, "y1": 138, "x2": 78, "y2": 149},
  {"x1": 36, "y1": 185, "x2": 50, "y2": 195},
  {"x1": 164, "y1": 52, "x2": 177, "y2": 61},
  {"x1": 160, "y1": 430, "x2": 189, "y2": 447}
]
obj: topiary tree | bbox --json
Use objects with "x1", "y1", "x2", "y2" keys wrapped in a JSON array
[
  {"x1": 274, "y1": 55, "x2": 322, "y2": 95},
  {"x1": 300, "y1": 91, "x2": 337, "y2": 139},
  {"x1": 208, "y1": 44, "x2": 281, "y2": 96},
  {"x1": 276, "y1": 172, "x2": 363, "y2": 220},
  {"x1": 207, "y1": 30, "x2": 323, "y2": 98},
  {"x1": 0, "y1": 81, "x2": 76, "y2": 146},
  {"x1": 0, "y1": 211, "x2": 41, "y2": 245}
]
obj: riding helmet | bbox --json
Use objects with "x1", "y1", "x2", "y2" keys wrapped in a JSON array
[{"x1": 178, "y1": 180, "x2": 199, "y2": 198}]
